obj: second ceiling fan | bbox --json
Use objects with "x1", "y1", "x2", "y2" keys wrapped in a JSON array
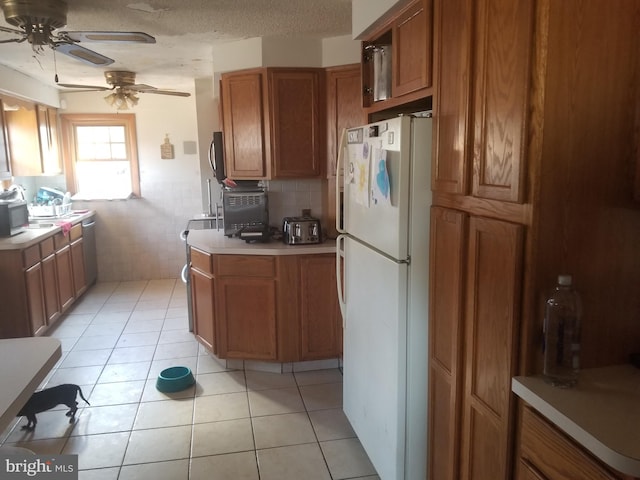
[{"x1": 59, "y1": 71, "x2": 191, "y2": 110}]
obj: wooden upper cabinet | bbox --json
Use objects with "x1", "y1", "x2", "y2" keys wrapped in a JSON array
[
  {"x1": 0, "y1": 100, "x2": 10, "y2": 179},
  {"x1": 5, "y1": 102, "x2": 41, "y2": 177},
  {"x1": 392, "y1": 0, "x2": 433, "y2": 98},
  {"x1": 432, "y1": 0, "x2": 471, "y2": 195},
  {"x1": 4, "y1": 100, "x2": 61, "y2": 176},
  {"x1": 361, "y1": 0, "x2": 433, "y2": 111},
  {"x1": 37, "y1": 105, "x2": 62, "y2": 175},
  {"x1": 325, "y1": 64, "x2": 364, "y2": 178},
  {"x1": 220, "y1": 67, "x2": 324, "y2": 180},
  {"x1": 267, "y1": 68, "x2": 324, "y2": 178},
  {"x1": 471, "y1": 0, "x2": 534, "y2": 203},
  {"x1": 221, "y1": 69, "x2": 268, "y2": 178}
]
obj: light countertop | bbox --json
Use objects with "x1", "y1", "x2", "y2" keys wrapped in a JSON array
[
  {"x1": 512, "y1": 364, "x2": 640, "y2": 476},
  {"x1": 0, "y1": 211, "x2": 95, "y2": 251},
  {"x1": 0, "y1": 337, "x2": 62, "y2": 432},
  {"x1": 187, "y1": 229, "x2": 336, "y2": 255}
]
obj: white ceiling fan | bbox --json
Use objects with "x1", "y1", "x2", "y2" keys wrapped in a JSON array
[
  {"x1": 0, "y1": 0, "x2": 156, "y2": 66},
  {"x1": 58, "y1": 70, "x2": 191, "y2": 110}
]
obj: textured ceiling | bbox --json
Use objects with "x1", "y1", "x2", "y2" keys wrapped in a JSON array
[{"x1": 0, "y1": 0, "x2": 352, "y2": 91}]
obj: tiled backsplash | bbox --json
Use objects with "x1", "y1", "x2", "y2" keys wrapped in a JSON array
[
  {"x1": 69, "y1": 178, "x2": 325, "y2": 282},
  {"x1": 265, "y1": 179, "x2": 324, "y2": 225}
]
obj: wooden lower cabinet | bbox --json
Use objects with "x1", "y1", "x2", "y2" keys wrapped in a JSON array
[
  {"x1": 428, "y1": 207, "x2": 524, "y2": 480},
  {"x1": 216, "y1": 276, "x2": 278, "y2": 360},
  {"x1": 518, "y1": 405, "x2": 627, "y2": 480},
  {"x1": 298, "y1": 254, "x2": 342, "y2": 360},
  {"x1": 41, "y1": 253, "x2": 61, "y2": 324},
  {"x1": 55, "y1": 245, "x2": 74, "y2": 312},
  {"x1": 190, "y1": 266, "x2": 216, "y2": 353},
  {"x1": 70, "y1": 237, "x2": 86, "y2": 297},
  {"x1": 0, "y1": 222, "x2": 91, "y2": 339},
  {"x1": 25, "y1": 262, "x2": 46, "y2": 336},
  {"x1": 189, "y1": 248, "x2": 342, "y2": 362}
]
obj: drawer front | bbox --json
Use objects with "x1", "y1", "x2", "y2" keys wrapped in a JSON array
[
  {"x1": 53, "y1": 231, "x2": 69, "y2": 250},
  {"x1": 520, "y1": 406, "x2": 621, "y2": 480},
  {"x1": 39, "y1": 236, "x2": 55, "y2": 258},
  {"x1": 23, "y1": 244, "x2": 41, "y2": 268},
  {"x1": 216, "y1": 255, "x2": 275, "y2": 277},
  {"x1": 70, "y1": 223, "x2": 82, "y2": 242},
  {"x1": 190, "y1": 247, "x2": 213, "y2": 274}
]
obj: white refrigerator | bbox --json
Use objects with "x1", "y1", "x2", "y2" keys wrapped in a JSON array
[{"x1": 336, "y1": 114, "x2": 432, "y2": 480}]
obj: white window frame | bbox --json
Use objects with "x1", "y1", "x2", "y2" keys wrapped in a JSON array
[{"x1": 60, "y1": 113, "x2": 141, "y2": 199}]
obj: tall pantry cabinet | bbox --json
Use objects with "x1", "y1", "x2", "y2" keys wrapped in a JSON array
[{"x1": 428, "y1": 0, "x2": 640, "y2": 479}]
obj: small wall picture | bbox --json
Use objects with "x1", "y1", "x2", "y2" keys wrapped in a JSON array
[{"x1": 161, "y1": 134, "x2": 175, "y2": 159}]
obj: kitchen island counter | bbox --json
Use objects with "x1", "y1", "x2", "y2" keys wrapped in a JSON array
[
  {"x1": 187, "y1": 228, "x2": 336, "y2": 255},
  {"x1": 513, "y1": 364, "x2": 640, "y2": 477}
]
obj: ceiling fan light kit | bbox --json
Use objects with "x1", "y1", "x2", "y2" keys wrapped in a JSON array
[{"x1": 104, "y1": 89, "x2": 139, "y2": 111}]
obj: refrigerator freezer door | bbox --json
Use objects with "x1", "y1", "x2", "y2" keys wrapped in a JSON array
[
  {"x1": 343, "y1": 116, "x2": 431, "y2": 262},
  {"x1": 342, "y1": 236, "x2": 408, "y2": 480}
]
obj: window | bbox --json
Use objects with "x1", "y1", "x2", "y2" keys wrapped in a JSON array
[{"x1": 60, "y1": 113, "x2": 140, "y2": 199}]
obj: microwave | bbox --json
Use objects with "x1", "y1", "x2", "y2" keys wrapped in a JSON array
[{"x1": 0, "y1": 200, "x2": 28, "y2": 236}]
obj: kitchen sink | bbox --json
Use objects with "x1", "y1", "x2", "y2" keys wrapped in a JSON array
[{"x1": 27, "y1": 223, "x2": 55, "y2": 229}]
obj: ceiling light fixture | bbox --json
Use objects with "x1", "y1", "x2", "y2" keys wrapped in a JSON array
[{"x1": 104, "y1": 88, "x2": 139, "y2": 110}]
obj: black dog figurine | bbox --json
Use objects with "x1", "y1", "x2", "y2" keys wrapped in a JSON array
[{"x1": 17, "y1": 384, "x2": 90, "y2": 430}]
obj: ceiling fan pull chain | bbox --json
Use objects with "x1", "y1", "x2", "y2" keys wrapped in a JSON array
[{"x1": 53, "y1": 48, "x2": 58, "y2": 83}]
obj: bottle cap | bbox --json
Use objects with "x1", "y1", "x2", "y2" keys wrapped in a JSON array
[{"x1": 558, "y1": 274, "x2": 572, "y2": 286}]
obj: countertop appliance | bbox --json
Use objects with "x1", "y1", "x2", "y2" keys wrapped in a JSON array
[
  {"x1": 282, "y1": 216, "x2": 321, "y2": 245},
  {"x1": 0, "y1": 199, "x2": 28, "y2": 237},
  {"x1": 336, "y1": 114, "x2": 432, "y2": 480},
  {"x1": 222, "y1": 187, "x2": 268, "y2": 238}
]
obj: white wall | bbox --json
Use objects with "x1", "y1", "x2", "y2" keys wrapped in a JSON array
[
  {"x1": 60, "y1": 89, "x2": 202, "y2": 282},
  {"x1": 0, "y1": 64, "x2": 60, "y2": 107},
  {"x1": 352, "y1": 0, "x2": 411, "y2": 38}
]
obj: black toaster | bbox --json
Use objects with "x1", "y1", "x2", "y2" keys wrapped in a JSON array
[{"x1": 282, "y1": 216, "x2": 322, "y2": 245}]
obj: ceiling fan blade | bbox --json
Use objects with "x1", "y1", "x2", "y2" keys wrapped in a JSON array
[
  {"x1": 0, "y1": 37, "x2": 25, "y2": 43},
  {"x1": 0, "y1": 25, "x2": 24, "y2": 35},
  {"x1": 53, "y1": 42, "x2": 114, "y2": 66},
  {"x1": 140, "y1": 89, "x2": 191, "y2": 97},
  {"x1": 129, "y1": 84, "x2": 157, "y2": 91},
  {"x1": 57, "y1": 83, "x2": 111, "y2": 91},
  {"x1": 60, "y1": 31, "x2": 156, "y2": 44}
]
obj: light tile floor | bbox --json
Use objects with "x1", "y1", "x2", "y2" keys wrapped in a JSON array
[{"x1": 0, "y1": 280, "x2": 380, "y2": 480}]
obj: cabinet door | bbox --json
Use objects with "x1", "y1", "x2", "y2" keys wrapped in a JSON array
[
  {"x1": 392, "y1": 0, "x2": 433, "y2": 97},
  {"x1": 471, "y1": 0, "x2": 534, "y2": 202},
  {"x1": 221, "y1": 70, "x2": 268, "y2": 178},
  {"x1": 268, "y1": 69, "x2": 323, "y2": 178},
  {"x1": 41, "y1": 254, "x2": 61, "y2": 325},
  {"x1": 37, "y1": 105, "x2": 62, "y2": 175},
  {"x1": 5, "y1": 102, "x2": 42, "y2": 177},
  {"x1": 70, "y1": 238, "x2": 86, "y2": 297},
  {"x1": 190, "y1": 267, "x2": 216, "y2": 353},
  {"x1": 326, "y1": 64, "x2": 364, "y2": 178},
  {"x1": 298, "y1": 255, "x2": 342, "y2": 360},
  {"x1": 0, "y1": 99, "x2": 10, "y2": 179},
  {"x1": 325, "y1": 64, "x2": 364, "y2": 238},
  {"x1": 56, "y1": 245, "x2": 75, "y2": 312},
  {"x1": 459, "y1": 216, "x2": 524, "y2": 480},
  {"x1": 432, "y1": 0, "x2": 471, "y2": 195},
  {"x1": 216, "y1": 276, "x2": 277, "y2": 360},
  {"x1": 428, "y1": 206, "x2": 467, "y2": 480},
  {"x1": 25, "y1": 263, "x2": 46, "y2": 336}
]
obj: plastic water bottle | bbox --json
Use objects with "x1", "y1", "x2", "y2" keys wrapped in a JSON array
[{"x1": 543, "y1": 275, "x2": 582, "y2": 387}]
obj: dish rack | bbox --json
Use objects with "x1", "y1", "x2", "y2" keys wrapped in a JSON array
[{"x1": 28, "y1": 203, "x2": 72, "y2": 218}]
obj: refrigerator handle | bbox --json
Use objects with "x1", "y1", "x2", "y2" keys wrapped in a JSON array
[
  {"x1": 335, "y1": 128, "x2": 347, "y2": 235},
  {"x1": 336, "y1": 234, "x2": 347, "y2": 325}
]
